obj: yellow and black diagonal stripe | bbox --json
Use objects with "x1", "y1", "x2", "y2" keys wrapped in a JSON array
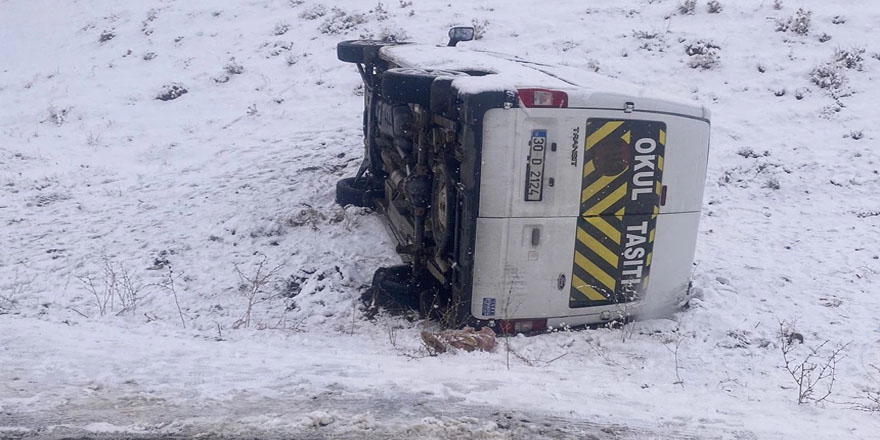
[{"x1": 570, "y1": 119, "x2": 666, "y2": 308}]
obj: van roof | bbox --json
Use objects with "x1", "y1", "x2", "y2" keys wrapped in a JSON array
[{"x1": 381, "y1": 44, "x2": 708, "y2": 120}]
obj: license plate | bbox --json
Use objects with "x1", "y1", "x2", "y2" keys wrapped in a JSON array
[{"x1": 524, "y1": 129, "x2": 547, "y2": 201}]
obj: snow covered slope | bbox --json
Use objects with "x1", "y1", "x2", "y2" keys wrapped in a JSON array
[{"x1": 1, "y1": 0, "x2": 879, "y2": 438}]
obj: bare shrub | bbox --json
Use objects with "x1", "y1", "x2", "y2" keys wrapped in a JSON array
[
  {"x1": 661, "y1": 332, "x2": 686, "y2": 387},
  {"x1": 773, "y1": 0, "x2": 783, "y2": 10},
  {"x1": 677, "y1": 0, "x2": 696, "y2": 15},
  {"x1": 1, "y1": 269, "x2": 33, "y2": 312},
  {"x1": 378, "y1": 26, "x2": 410, "y2": 42},
  {"x1": 736, "y1": 147, "x2": 760, "y2": 158},
  {"x1": 224, "y1": 57, "x2": 245, "y2": 75},
  {"x1": 273, "y1": 22, "x2": 290, "y2": 36},
  {"x1": 685, "y1": 40, "x2": 721, "y2": 70},
  {"x1": 319, "y1": 8, "x2": 367, "y2": 35},
  {"x1": 471, "y1": 18, "x2": 489, "y2": 40},
  {"x1": 833, "y1": 47, "x2": 865, "y2": 71},
  {"x1": 861, "y1": 364, "x2": 880, "y2": 412},
  {"x1": 77, "y1": 260, "x2": 146, "y2": 317},
  {"x1": 373, "y1": 1, "x2": 388, "y2": 21},
  {"x1": 45, "y1": 106, "x2": 70, "y2": 126},
  {"x1": 810, "y1": 65, "x2": 847, "y2": 91},
  {"x1": 776, "y1": 8, "x2": 812, "y2": 35},
  {"x1": 232, "y1": 256, "x2": 283, "y2": 329},
  {"x1": 779, "y1": 321, "x2": 850, "y2": 404},
  {"x1": 98, "y1": 29, "x2": 116, "y2": 43},
  {"x1": 86, "y1": 132, "x2": 101, "y2": 147},
  {"x1": 300, "y1": 4, "x2": 327, "y2": 20},
  {"x1": 633, "y1": 30, "x2": 666, "y2": 52},
  {"x1": 706, "y1": 1, "x2": 723, "y2": 13},
  {"x1": 689, "y1": 54, "x2": 719, "y2": 70},
  {"x1": 763, "y1": 176, "x2": 781, "y2": 190},
  {"x1": 160, "y1": 266, "x2": 187, "y2": 328},
  {"x1": 156, "y1": 83, "x2": 187, "y2": 101}
]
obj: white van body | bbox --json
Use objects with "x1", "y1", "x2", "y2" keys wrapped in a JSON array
[{"x1": 339, "y1": 41, "x2": 710, "y2": 330}]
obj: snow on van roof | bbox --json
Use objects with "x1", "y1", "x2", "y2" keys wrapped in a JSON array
[{"x1": 381, "y1": 44, "x2": 704, "y2": 117}]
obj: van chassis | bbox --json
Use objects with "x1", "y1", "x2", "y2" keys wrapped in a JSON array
[{"x1": 335, "y1": 40, "x2": 512, "y2": 327}]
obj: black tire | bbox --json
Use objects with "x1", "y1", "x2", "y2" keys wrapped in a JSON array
[
  {"x1": 363, "y1": 265, "x2": 420, "y2": 313},
  {"x1": 337, "y1": 40, "x2": 390, "y2": 64},
  {"x1": 381, "y1": 68, "x2": 468, "y2": 107},
  {"x1": 335, "y1": 176, "x2": 382, "y2": 208},
  {"x1": 429, "y1": 77, "x2": 460, "y2": 119}
]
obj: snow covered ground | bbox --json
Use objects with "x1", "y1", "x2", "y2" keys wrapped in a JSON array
[{"x1": 1, "y1": 0, "x2": 879, "y2": 438}]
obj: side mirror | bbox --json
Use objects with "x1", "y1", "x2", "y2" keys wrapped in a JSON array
[{"x1": 447, "y1": 26, "x2": 475, "y2": 47}]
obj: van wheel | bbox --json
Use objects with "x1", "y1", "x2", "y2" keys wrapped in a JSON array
[
  {"x1": 335, "y1": 176, "x2": 382, "y2": 208},
  {"x1": 363, "y1": 265, "x2": 420, "y2": 313},
  {"x1": 430, "y1": 77, "x2": 460, "y2": 119},
  {"x1": 381, "y1": 68, "x2": 468, "y2": 107},
  {"x1": 336, "y1": 40, "x2": 390, "y2": 64}
]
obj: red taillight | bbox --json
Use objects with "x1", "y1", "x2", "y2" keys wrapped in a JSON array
[
  {"x1": 498, "y1": 319, "x2": 548, "y2": 334},
  {"x1": 517, "y1": 88, "x2": 568, "y2": 108},
  {"x1": 660, "y1": 185, "x2": 668, "y2": 206}
]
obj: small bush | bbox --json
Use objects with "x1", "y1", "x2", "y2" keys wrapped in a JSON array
[
  {"x1": 265, "y1": 41, "x2": 294, "y2": 57},
  {"x1": 98, "y1": 29, "x2": 116, "y2": 43},
  {"x1": 831, "y1": 15, "x2": 846, "y2": 25},
  {"x1": 374, "y1": 1, "x2": 389, "y2": 21},
  {"x1": 274, "y1": 22, "x2": 290, "y2": 35},
  {"x1": 300, "y1": 4, "x2": 327, "y2": 20},
  {"x1": 319, "y1": 8, "x2": 367, "y2": 35},
  {"x1": 378, "y1": 27, "x2": 410, "y2": 42},
  {"x1": 678, "y1": 0, "x2": 696, "y2": 15},
  {"x1": 776, "y1": 8, "x2": 812, "y2": 35},
  {"x1": 472, "y1": 18, "x2": 489, "y2": 40},
  {"x1": 773, "y1": 0, "x2": 783, "y2": 10},
  {"x1": 156, "y1": 83, "x2": 188, "y2": 101},
  {"x1": 736, "y1": 147, "x2": 760, "y2": 159},
  {"x1": 833, "y1": 47, "x2": 865, "y2": 71},
  {"x1": 810, "y1": 65, "x2": 846, "y2": 90},
  {"x1": 224, "y1": 57, "x2": 245, "y2": 75},
  {"x1": 633, "y1": 30, "x2": 666, "y2": 52},
  {"x1": 689, "y1": 54, "x2": 719, "y2": 70},
  {"x1": 763, "y1": 176, "x2": 781, "y2": 190},
  {"x1": 706, "y1": 1, "x2": 723, "y2": 13},
  {"x1": 45, "y1": 106, "x2": 70, "y2": 126},
  {"x1": 143, "y1": 52, "x2": 157, "y2": 61},
  {"x1": 685, "y1": 40, "x2": 721, "y2": 70},
  {"x1": 685, "y1": 40, "x2": 720, "y2": 56}
]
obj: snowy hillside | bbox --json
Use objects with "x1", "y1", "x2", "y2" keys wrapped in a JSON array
[{"x1": 1, "y1": 0, "x2": 879, "y2": 438}]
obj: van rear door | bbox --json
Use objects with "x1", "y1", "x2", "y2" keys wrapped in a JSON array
[{"x1": 473, "y1": 105, "x2": 708, "y2": 321}]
